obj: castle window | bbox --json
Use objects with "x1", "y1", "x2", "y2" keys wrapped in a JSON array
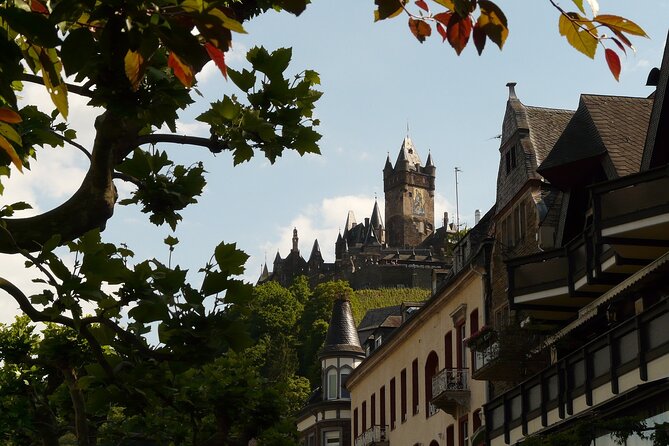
[{"x1": 400, "y1": 368, "x2": 407, "y2": 422}]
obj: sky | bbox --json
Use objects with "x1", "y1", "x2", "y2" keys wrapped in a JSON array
[{"x1": 1, "y1": 1, "x2": 668, "y2": 323}]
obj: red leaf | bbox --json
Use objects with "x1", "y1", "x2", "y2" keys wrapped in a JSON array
[
  {"x1": 472, "y1": 22, "x2": 486, "y2": 55},
  {"x1": 434, "y1": 11, "x2": 453, "y2": 26},
  {"x1": 168, "y1": 52, "x2": 195, "y2": 88},
  {"x1": 415, "y1": 0, "x2": 429, "y2": 11},
  {"x1": 0, "y1": 108, "x2": 22, "y2": 124},
  {"x1": 447, "y1": 13, "x2": 472, "y2": 55},
  {"x1": 610, "y1": 37, "x2": 626, "y2": 54},
  {"x1": 611, "y1": 29, "x2": 635, "y2": 52},
  {"x1": 436, "y1": 22, "x2": 447, "y2": 41},
  {"x1": 205, "y1": 43, "x2": 228, "y2": 80},
  {"x1": 30, "y1": 0, "x2": 49, "y2": 14},
  {"x1": 605, "y1": 48, "x2": 621, "y2": 81},
  {"x1": 408, "y1": 17, "x2": 431, "y2": 43}
]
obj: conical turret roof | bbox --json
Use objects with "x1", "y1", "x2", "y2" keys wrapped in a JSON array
[
  {"x1": 370, "y1": 199, "x2": 383, "y2": 228},
  {"x1": 320, "y1": 294, "x2": 364, "y2": 358},
  {"x1": 394, "y1": 136, "x2": 422, "y2": 170}
]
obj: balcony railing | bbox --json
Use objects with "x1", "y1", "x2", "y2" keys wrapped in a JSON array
[
  {"x1": 354, "y1": 425, "x2": 388, "y2": 446},
  {"x1": 469, "y1": 326, "x2": 548, "y2": 381},
  {"x1": 431, "y1": 368, "x2": 470, "y2": 416}
]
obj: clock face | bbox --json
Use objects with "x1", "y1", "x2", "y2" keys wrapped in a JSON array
[{"x1": 413, "y1": 188, "x2": 425, "y2": 216}]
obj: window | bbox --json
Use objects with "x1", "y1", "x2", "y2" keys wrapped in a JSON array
[
  {"x1": 327, "y1": 368, "x2": 338, "y2": 400},
  {"x1": 456, "y1": 323, "x2": 467, "y2": 368},
  {"x1": 425, "y1": 351, "x2": 439, "y2": 417},
  {"x1": 375, "y1": 336, "x2": 383, "y2": 349},
  {"x1": 459, "y1": 416, "x2": 469, "y2": 446},
  {"x1": 353, "y1": 408, "x2": 359, "y2": 438},
  {"x1": 412, "y1": 358, "x2": 419, "y2": 415},
  {"x1": 307, "y1": 434, "x2": 315, "y2": 446},
  {"x1": 341, "y1": 367, "x2": 352, "y2": 399},
  {"x1": 390, "y1": 378, "x2": 397, "y2": 429},
  {"x1": 505, "y1": 145, "x2": 517, "y2": 175},
  {"x1": 445, "y1": 331, "x2": 453, "y2": 369},
  {"x1": 400, "y1": 368, "x2": 407, "y2": 422},
  {"x1": 371, "y1": 393, "x2": 376, "y2": 427},
  {"x1": 324, "y1": 431, "x2": 341, "y2": 446},
  {"x1": 446, "y1": 425, "x2": 455, "y2": 446},
  {"x1": 362, "y1": 400, "x2": 367, "y2": 432},
  {"x1": 380, "y1": 385, "x2": 386, "y2": 427}
]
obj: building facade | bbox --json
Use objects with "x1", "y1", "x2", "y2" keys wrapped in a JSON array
[
  {"x1": 346, "y1": 213, "x2": 493, "y2": 446},
  {"x1": 483, "y1": 34, "x2": 669, "y2": 446}
]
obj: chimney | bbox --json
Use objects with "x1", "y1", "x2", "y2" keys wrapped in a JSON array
[
  {"x1": 506, "y1": 82, "x2": 517, "y2": 99},
  {"x1": 475, "y1": 209, "x2": 481, "y2": 225},
  {"x1": 443, "y1": 212, "x2": 449, "y2": 228}
]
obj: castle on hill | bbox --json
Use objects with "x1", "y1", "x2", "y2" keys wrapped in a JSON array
[{"x1": 259, "y1": 136, "x2": 463, "y2": 290}]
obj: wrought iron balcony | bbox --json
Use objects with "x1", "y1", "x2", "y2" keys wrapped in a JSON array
[
  {"x1": 469, "y1": 326, "x2": 548, "y2": 382},
  {"x1": 431, "y1": 368, "x2": 470, "y2": 416},
  {"x1": 354, "y1": 425, "x2": 389, "y2": 446}
]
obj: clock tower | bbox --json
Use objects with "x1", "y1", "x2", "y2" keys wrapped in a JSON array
[{"x1": 383, "y1": 136, "x2": 436, "y2": 248}]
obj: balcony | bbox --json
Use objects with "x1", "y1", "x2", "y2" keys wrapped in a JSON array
[
  {"x1": 431, "y1": 368, "x2": 469, "y2": 416},
  {"x1": 354, "y1": 425, "x2": 388, "y2": 446},
  {"x1": 469, "y1": 326, "x2": 548, "y2": 382}
]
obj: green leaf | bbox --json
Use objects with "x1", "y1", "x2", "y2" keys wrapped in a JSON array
[
  {"x1": 213, "y1": 242, "x2": 249, "y2": 276},
  {"x1": 0, "y1": 7, "x2": 59, "y2": 48},
  {"x1": 374, "y1": 0, "x2": 404, "y2": 21},
  {"x1": 61, "y1": 28, "x2": 96, "y2": 77}
]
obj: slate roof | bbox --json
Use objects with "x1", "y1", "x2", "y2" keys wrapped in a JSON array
[
  {"x1": 539, "y1": 95, "x2": 653, "y2": 178},
  {"x1": 525, "y1": 106, "x2": 575, "y2": 167},
  {"x1": 394, "y1": 136, "x2": 422, "y2": 170},
  {"x1": 357, "y1": 305, "x2": 402, "y2": 332},
  {"x1": 320, "y1": 295, "x2": 365, "y2": 358}
]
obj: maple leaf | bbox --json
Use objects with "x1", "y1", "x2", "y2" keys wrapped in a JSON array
[
  {"x1": 205, "y1": 43, "x2": 228, "y2": 80},
  {"x1": 168, "y1": 52, "x2": 195, "y2": 88},
  {"x1": 124, "y1": 50, "x2": 145, "y2": 92}
]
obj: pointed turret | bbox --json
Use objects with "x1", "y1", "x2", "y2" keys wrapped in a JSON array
[
  {"x1": 394, "y1": 136, "x2": 422, "y2": 171},
  {"x1": 370, "y1": 199, "x2": 383, "y2": 228},
  {"x1": 320, "y1": 294, "x2": 365, "y2": 359},
  {"x1": 257, "y1": 263, "x2": 270, "y2": 284},
  {"x1": 343, "y1": 211, "x2": 356, "y2": 238},
  {"x1": 384, "y1": 152, "x2": 393, "y2": 172},
  {"x1": 309, "y1": 239, "x2": 323, "y2": 263},
  {"x1": 426, "y1": 151, "x2": 434, "y2": 167}
]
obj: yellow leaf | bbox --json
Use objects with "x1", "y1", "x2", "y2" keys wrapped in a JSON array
[
  {"x1": 0, "y1": 122, "x2": 22, "y2": 145},
  {"x1": 209, "y1": 8, "x2": 247, "y2": 34},
  {"x1": 181, "y1": 0, "x2": 203, "y2": 12},
  {"x1": 559, "y1": 13, "x2": 598, "y2": 59},
  {"x1": 168, "y1": 52, "x2": 195, "y2": 88},
  {"x1": 124, "y1": 50, "x2": 145, "y2": 91},
  {"x1": 0, "y1": 134, "x2": 23, "y2": 173},
  {"x1": 477, "y1": 0, "x2": 508, "y2": 50},
  {"x1": 32, "y1": 45, "x2": 69, "y2": 118},
  {"x1": 433, "y1": 0, "x2": 455, "y2": 9},
  {"x1": 594, "y1": 14, "x2": 648, "y2": 38}
]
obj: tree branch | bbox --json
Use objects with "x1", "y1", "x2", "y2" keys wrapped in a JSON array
[
  {"x1": 21, "y1": 73, "x2": 94, "y2": 98},
  {"x1": 48, "y1": 129, "x2": 93, "y2": 160},
  {"x1": 135, "y1": 134, "x2": 228, "y2": 154},
  {"x1": 0, "y1": 276, "x2": 73, "y2": 327}
]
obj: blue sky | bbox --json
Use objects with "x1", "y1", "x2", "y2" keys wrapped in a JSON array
[{"x1": 1, "y1": 1, "x2": 667, "y2": 320}]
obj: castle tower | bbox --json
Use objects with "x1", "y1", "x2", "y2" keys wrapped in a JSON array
[{"x1": 383, "y1": 136, "x2": 436, "y2": 248}]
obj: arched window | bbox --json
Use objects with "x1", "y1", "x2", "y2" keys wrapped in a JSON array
[
  {"x1": 326, "y1": 367, "x2": 338, "y2": 400},
  {"x1": 340, "y1": 366, "x2": 352, "y2": 399},
  {"x1": 425, "y1": 350, "x2": 439, "y2": 417}
]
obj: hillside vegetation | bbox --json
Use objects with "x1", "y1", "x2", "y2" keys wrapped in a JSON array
[{"x1": 351, "y1": 288, "x2": 431, "y2": 325}]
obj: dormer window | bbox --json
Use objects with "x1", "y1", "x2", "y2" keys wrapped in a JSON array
[{"x1": 505, "y1": 145, "x2": 518, "y2": 175}]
